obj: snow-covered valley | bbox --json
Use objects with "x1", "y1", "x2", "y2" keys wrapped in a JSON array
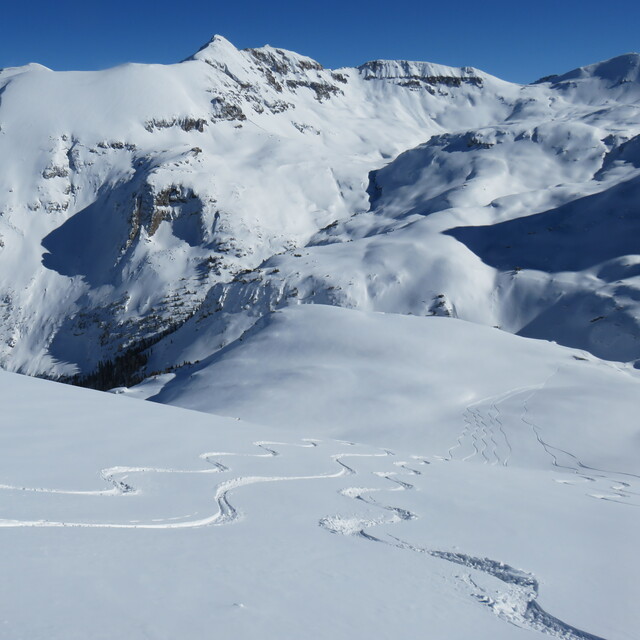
[{"x1": 0, "y1": 35, "x2": 639, "y2": 639}]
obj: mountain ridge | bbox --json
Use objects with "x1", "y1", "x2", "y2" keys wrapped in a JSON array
[{"x1": 0, "y1": 35, "x2": 639, "y2": 385}]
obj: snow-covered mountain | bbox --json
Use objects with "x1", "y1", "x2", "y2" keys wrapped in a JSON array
[
  {"x1": 2, "y1": 36, "x2": 640, "y2": 640},
  {"x1": 2, "y1": 311, "x2": 639, "y2": 639},
  {"x1": 2, "y1": 35, "x2": 639, "y2": 382}
]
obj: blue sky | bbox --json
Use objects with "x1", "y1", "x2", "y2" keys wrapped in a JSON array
[{"x1": 1, "y1": 0, "x2": 638, "y2": 83}]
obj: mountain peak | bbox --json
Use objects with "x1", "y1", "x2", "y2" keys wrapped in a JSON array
[
  {"x1": 551, "y1": 52, "x2": 640, "y2": 86},
  {"x1": 187, "y1": 34, "x2": 239, "y2": 64},
  {"x1": 186, "y1": 35, "x2": 324, "y2": 74}
]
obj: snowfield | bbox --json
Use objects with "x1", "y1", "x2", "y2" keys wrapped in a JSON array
[
  {"x1": 1, "y1": 34, "x2": 640, "y2": 639},
  {"x1": 2, "y1": 312, "x2": 640, "y2": 639}
]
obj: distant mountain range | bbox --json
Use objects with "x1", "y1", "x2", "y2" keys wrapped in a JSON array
[{"x1": 1, "y1": 35, "x2": 639, "y2": 387}]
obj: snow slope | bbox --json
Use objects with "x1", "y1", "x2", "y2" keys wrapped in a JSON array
[
  {"x1": 1, "y1": 37, "x2": 640, "y2": 380},
  {"x1": 134, "y1": 305, "x2": 639, "y2": 463},
  {"x1": 2, "y1": 38, "x2": 640, "y2": 639},
  {"x1": 2, "y1": 307, "x2": 639, "y2": 639}
]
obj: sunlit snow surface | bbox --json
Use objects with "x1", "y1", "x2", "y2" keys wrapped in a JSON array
[
  {"x1": 2, "y1": 307, "x2": 639, "y2": 639},
  {"x1": 1, "y1": 37, "x2": 640, "y2": 376},
  {"x1": 1, "y1": 36, "x2": 640, "y2": 639}
]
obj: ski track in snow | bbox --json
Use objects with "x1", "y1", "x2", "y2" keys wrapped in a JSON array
[
  {"x1": 0, "y1": 440, "x2": 391, "y2": 529},
  {"x1": 445, "y1": 373, "x2": 640, "y2": 507},
  {"x1": 320, "y1": 449, "x2": 609, "y2": 640},
  {"x1": 0, "y1": 434, "x2": 626, "y2": 638},
  {"x1": 448, "y1": 397, "x2": 515, "y2": 467},
  {"x1": 519, "y1": 380, "x2": 640, "y2": 509}
]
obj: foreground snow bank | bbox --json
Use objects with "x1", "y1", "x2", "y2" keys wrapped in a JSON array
[
  {"x1": 0, "y1": 305, "x2": 621, "y2": 638},
  {"x1": 1, "y1": 363, "x2": 637, "y2": 638}
]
